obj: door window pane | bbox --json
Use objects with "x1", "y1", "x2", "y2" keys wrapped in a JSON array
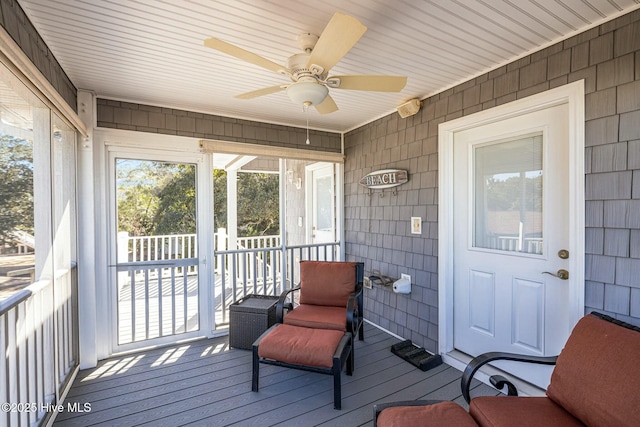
[
  {"x1": 315, "y1": 175, "x2": 332, "y2": 232},
  {"x1": 473, "y1": 134, "x2": 543, "y2": 255}
]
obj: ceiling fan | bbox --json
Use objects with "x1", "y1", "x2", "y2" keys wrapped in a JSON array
[{"x1": 203, "y1": 12, "x2": 407, "y2": 114}]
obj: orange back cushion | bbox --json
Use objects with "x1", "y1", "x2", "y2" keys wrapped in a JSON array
[
  {"x1": 546, "y1": 313, "x2": 640, "y2": 427},
  {"x1": 299, "y1": 261, "x2": 357, "y2": 307}
]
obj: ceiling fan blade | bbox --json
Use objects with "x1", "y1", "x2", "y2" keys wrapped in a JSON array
[
  {"x1": 328, "y1": 75, "x2": 407, "y2": 92},
  {"x1": 234, "y1": 85, "x2": 287, "y2": 99},
  {"x1": 306, "y1": 12, "x2": 367, "y2": 73},
  {"x1": 204, "y1": 37, "x2": 287, "y2": 74},
  {"x1": 315, "y1": 94, "x2": 338, "y2": 114}
]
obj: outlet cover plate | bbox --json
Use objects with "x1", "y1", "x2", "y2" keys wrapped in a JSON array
[{"x1": 364, "y1": 276, "x2": 372, "y2": 289}]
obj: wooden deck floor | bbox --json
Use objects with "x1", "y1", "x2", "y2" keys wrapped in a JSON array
[{"x1": 54, "y1": 323, "x2": 498, "y2": 426}]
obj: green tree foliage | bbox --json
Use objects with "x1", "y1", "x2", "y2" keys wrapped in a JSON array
[
  {"x1": 484, "y1": 173, "x2": 543, "y2": 212},
  {"x1": 153, "y1": 164, "x2": 196, "y2": 235},
  {"x1": 211, "y1": 169, "x2": 280, "y2": 236},
  {"x1": 0, "y1": 135, "x2": 33, "y2": 245},
  {"x1": 117, "y1": 160, "x2": 279, "y2": 238},
  {"x1": 213, "y1": 169, "x2": 227, "y2": 231},
  {"x1": 237, "y1": 172, "x2": 279, "y2": 237},
  {"x1": 116, "y1": 160, "x2": 163, "y2": 236}
]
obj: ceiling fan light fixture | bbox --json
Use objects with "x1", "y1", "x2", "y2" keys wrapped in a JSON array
[{"x1": 286, "y1": 81, "x2": 329, "y2": 107}]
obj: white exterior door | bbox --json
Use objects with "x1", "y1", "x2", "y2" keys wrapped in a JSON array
[
  {"x1": 450, "y1": 100, "x2": 578, "y2": 387},
  {"x1": 307, "y1": 163, "x2": 335, "y2": 244}
]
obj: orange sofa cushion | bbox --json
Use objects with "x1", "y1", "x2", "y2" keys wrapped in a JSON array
[
  {"x1": 283, "y1": 304, "x2": 347, "y2": 331},
  {"x1": 377, "y1": 402, "x2": 478, "y2": 427},
  {"x1": 546, "y1": 314, "x2": 640, "y2": 427},
  {"x1": 299, "y1": 261, "x2": 357, "y2": 307},
  {"x1": 470, "y1": 396, "x2": 584, "y2": 427},
  {"x1": 257, "y1": 324, "x2": 345, "y2": 369}
]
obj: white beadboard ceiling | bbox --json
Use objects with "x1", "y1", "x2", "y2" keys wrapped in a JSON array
[{"x1": 17, "y1": 0, "x2": 640, "y2": 133}]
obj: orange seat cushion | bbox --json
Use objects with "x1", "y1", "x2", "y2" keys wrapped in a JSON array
[
  {"x1": 546, "y1": 314, "x2": 640, "y2": 427},
  {"x1": 377, "y1": 402, "x2": 478, "y2": 427},
  {"x1": 299, "y1": 261, "x2": 357, "y2": 307},
  {"x1": 283, "y1": 304, "x2": 347, "y2": 331},
  {"x1": 470, "y1": 396, "x2": 584, "y2": 427},
  {"x1": 258, "y1": 324, "x2": 345, "y2": 368}
]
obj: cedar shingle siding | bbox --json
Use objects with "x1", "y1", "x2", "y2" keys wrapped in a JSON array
[
  {"x1": 0, "y1": 0, "x2": 77, "y2": 110},
  {"x1": 345, "y1": 10, "x2": 640, "y2": 352}
]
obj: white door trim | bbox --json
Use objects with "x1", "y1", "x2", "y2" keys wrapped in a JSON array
[
  {"x1": 437, "y1": 81, "x2": 585, "y2": 370},
  {"x1": 94, "y1": 129, "x2": 214, "y2": 359}
]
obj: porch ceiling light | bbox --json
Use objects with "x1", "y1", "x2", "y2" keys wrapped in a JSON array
[{"x1": 286, "y1": 80, "x2": 328, "y2": 108}]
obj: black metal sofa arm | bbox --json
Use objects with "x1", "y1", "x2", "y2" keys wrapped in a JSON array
[
  {"x1": 460, "y1": 351, "x2": 558, "y2": 403},
  {"x1": 346, "y1": 282, "x2": 363, "y2": 335},
  {"x1": 276, "y1": 285, "x2": 298, "y2": 323}
]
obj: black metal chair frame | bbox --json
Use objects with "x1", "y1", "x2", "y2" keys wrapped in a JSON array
[
  {"x1": 252, "y1": 324, "x2": 354, "y2": 410},
  {"x1": 275, "y1": 261, "x2": 365, "y2": 341},
  {"x1": 373, "y1": 312, "x2": 634, "y2": 426}
]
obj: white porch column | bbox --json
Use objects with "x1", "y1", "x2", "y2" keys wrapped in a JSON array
[
  {"x1": 226, "y1": 169, "x2": 238, "y2": 250},
  {"x1": 76, "y1": 90, "x2": 98, "y2": 368}
]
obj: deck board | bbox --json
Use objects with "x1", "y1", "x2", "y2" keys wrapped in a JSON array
[{"x1": 54, "y1": 323, "x2": 499, "y2": 426}]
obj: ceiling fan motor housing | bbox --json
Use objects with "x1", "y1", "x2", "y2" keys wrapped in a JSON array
[
  {"x1": 287, "y1": 53, "x2": 326, "y2": 81},
  {"x1": 287, "y1": 53, "x2": 311, "y2": 77}
]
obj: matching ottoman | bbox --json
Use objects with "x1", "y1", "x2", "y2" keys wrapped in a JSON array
[
  {"x1": 375, "y1": 401, "x2": 478, "y2": 427},
  {"x1": 252, "y1": 323, "x2": 353, "y2": 409}
]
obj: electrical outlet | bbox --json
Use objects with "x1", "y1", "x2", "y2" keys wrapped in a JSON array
[
  {"x1": 363, "y1": 276, "x2": 372, "y2": 289},
  {"x1": 401, "y1": 273, "x2": 411, "y2": 283}
]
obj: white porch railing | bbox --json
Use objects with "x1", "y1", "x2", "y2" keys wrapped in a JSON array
[
  {"x1": 215, "y1": 242, "x2": 340, "y2": 324},
  {"x1": 120, "y1": 232, "x2": 198, "y2": 277},
  {"x1": 118, "y1": 232, "x2": 339, "y2": 327},
  {"x1": 115, "y1": 258, "x2": 199, "y2": 345},
  {"x1": 120, "y1": 231, "x2": 283, "y2": 280},
  {"x1": 487, "y1": 235, "x2": 543, "y2": 254},
  {"x1": 0, "y1": 264, "x2": 78, "y2": 426}
]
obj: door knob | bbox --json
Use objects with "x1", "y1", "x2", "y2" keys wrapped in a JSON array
[{"x1": 542, "y1": 269, "x2": 569, "y2": 280}]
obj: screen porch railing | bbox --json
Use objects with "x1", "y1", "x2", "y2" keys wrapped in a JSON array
[
  {"x1": 1, "y1": 233, "x2": 339, "y2": 424},
  {"x1": 0, "y1": 264, "x2": 78, "y2": 427},
  {"x1": 119, "y1": 232, "x2": 340, "y2": 326}
]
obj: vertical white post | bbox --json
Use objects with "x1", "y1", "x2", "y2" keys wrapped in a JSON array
[
  {"x1": 76, "y1": 90, "x2": 98, "y2": 368},
  {"x1": 32, "y1": 107, "x2": 52, "y2": 282},
  {"x1": 279, "y1": 159, "x2": 287, "y2": 292},
  {"x1": 227, "y1": 169, "x2": 240, "y2": 286},
  {"x1": 216, "y1": 228, "x2": 226, "y2": 275},
  {"x1": 216, "y1": 228, "x2": 227, "y2": 248},
  {"x1": 117, "y1": 231, "x2": 129, "y2": 295},
  {"x1": 226, "y1": 170, "x2": 238, "y2": 251}
]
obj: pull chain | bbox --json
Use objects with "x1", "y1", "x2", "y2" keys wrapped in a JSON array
[{"x1": 302, "y1": 101, "x2": 311, "y2": 145}]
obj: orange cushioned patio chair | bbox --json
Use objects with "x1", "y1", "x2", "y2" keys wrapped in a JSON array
[
  {"x1": 276, "y1": 260, "x2": 365, "y2": 341},
  {"x1": 373, "y1": 312, "x2": 640, "y2": 427}
]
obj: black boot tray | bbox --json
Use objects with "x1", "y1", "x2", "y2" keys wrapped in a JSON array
[{"x1": 391, "y1": 339, "x2": 443, "y2": 372}]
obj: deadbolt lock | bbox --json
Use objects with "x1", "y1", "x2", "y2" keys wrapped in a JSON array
[{"x1": 558, "y1": 249, "x2": 569, "y2": 259}]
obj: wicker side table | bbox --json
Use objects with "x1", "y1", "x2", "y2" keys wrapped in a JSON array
[{"x1": 229, "y1": 294, "x2": 279, "y2": 349}]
